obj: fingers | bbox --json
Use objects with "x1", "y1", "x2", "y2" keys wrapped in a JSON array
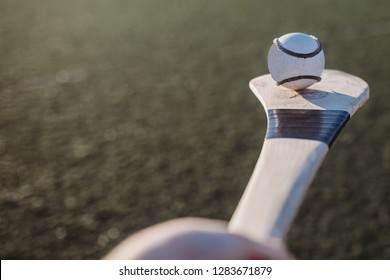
[{"x1": 104, "y1": 218, "x2": 294, "y2": 260}]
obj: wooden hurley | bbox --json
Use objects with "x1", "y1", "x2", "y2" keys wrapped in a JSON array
[{"x1": 229, "y1": 69, "x2": 369, "y2": 247}]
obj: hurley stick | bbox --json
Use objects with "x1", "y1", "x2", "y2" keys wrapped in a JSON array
[{"x1": 228, "y1": 69, "x2": 369, "y2": 247}]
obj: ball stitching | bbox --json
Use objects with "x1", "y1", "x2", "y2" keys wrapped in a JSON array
[
  {"x1": 277, "y1": 75, "x2": 322, "y2": 86},
  {"x1": 273, "y1": 36, "x2": 322, "y2": 58}
]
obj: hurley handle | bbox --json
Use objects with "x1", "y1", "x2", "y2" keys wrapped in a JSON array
[{"x1": 229, "y1": 138, "x2": 328, "y2": 245}]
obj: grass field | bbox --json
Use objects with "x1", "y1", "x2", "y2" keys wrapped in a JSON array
[{"x1": 0, "y1": 0, "x2": 389, "y2": 259}]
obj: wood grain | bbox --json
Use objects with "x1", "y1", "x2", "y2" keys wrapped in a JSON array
[{"x1": 250, "y1": 69, "x2": 369, "y2": 114}]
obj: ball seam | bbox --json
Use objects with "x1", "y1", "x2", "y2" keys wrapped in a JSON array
[
  {"x1": 273, "y1": 36, "x2": 322, "y2": 58},
  {"x1": 277, "y1": 75, "x2": 322, "y2": 86}
]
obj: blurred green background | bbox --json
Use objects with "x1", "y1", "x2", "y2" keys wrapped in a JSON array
[{"x1": 0, "y1": 0, "x2": 389, "y2": 259}]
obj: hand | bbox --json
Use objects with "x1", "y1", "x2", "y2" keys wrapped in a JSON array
[{"x1": 104, "y1": 218, "x2": 293, "y2": 260}]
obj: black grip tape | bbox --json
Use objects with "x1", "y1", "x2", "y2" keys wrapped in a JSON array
[{"x1": 265, "y1": 109, "x2": 350, "y2": 147}]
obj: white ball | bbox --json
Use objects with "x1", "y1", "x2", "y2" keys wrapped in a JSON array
[{"x1": 267, "y1": 32, "x2": 325, "y2": 90}]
